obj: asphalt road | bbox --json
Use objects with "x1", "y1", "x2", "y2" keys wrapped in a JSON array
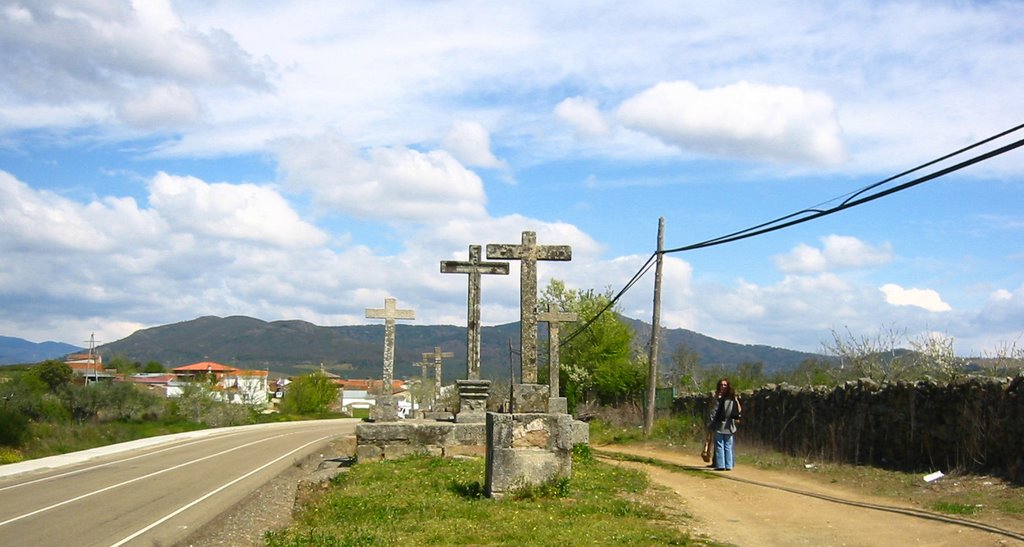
[{"x1": 0, "y1": 418, "x2": 359, "y2": 546}]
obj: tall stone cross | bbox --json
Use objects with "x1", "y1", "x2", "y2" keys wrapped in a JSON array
[
  {"x1": 440, "y1": 244, "x2": 509, "y2": 380},
  {"x1": 538, "y1": 304, "x2": 577, "y2": 400},
  {"x1": 423, "y1": 346, "x2": 454, "y2": 405},
  {"x1": 365, "y1": 298, "x2": 415, "y2": 399},
  {"x1": 487, "y1": 231, "x2": 571, "y2": 384}
]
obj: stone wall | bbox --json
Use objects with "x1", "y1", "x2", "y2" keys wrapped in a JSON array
[{"x1": 673, "y1": 375, "x2": 1024, "y2": 480}]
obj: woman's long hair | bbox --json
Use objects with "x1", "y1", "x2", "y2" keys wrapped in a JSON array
[{"x1": 715, "y1": 377, "x2": 736, "y2": 400}]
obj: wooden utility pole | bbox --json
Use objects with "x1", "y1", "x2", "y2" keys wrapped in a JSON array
[{"x1": 644, "y1": 217, "x2": 665, "y2": 436}]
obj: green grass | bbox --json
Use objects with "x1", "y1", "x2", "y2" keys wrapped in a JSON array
[
  {"x1": 265, "y1": 447, "x2": 699, "y2": 546},
  {"x1": 931, "y1": 501, "x2": 981, "y2": 515},
  {"x1": 589, "y1": 415, "x2": 702, "y2": 446}
]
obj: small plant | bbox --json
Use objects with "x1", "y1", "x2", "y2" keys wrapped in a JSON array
[
  {"x1": 509, "y1": 476, "x2": 571, "y2": 501},
  {"x1": 0, "y1": 446, "x2": 24, "y2": 464},
  {"x1": 573, "y1": 442, "x2": 594, "y2": 463}
]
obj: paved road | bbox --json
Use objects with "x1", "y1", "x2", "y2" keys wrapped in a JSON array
[{"x1": 0, "y1": 419, "x2": 359, "y2": 546}]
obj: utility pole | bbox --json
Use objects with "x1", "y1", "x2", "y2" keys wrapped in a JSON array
[
  {"x1": 84, "y1": 333, "x2": 100, "y2": 385},
  {"x1": 644, "y1": 217, "x2": 665, "y2": 436}
]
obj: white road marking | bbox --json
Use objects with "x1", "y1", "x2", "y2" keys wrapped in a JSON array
[
  {"x1": 0, "y1": 434, "x2": 236, "y2": 493},
  {"x1": 0, "y1": 431, "x2": 297, "y2": 528},
  {"x1": 111, "y1": 434, "x2": 334, "y2": 547}
]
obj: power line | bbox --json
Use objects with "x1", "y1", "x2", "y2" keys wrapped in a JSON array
[{"x1": 556, "y1": 124, "x2": 1024, "y2": 347}]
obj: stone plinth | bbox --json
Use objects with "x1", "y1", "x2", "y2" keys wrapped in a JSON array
[
  {"x1": 512, "y1": 383, "x2": 549, "y2": 412},
  {"x1": 485, "y1": 412, "x2": 573, "y2": 499},
  {"x1": 571, "y1": 419, "x2": 590, "y2": 445},
  {"x1": 356, "y1": 420, "x2": 487, "y2": 461},
  {"x1": 370, "y1": 394, "x2": 399, "y2": 422},
  {"x1": 548, "y1": 396, "x2": 567, "y2": 414},
  {"x1": 456, "y1": 379, "x2": 491, "y2": 423}
]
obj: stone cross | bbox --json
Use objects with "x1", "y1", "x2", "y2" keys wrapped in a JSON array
[
  {"x1": 487, "y1": 231, "x2": 571, "y2": 383},
  {"x1": 423, "y1": 346, "x2": 454, "y2": 405},
  {"x1": 417, "y1": 359, "x2": 431, "y2": 410},
  {"x1": 441, "y1": 244, "x2": 509, "y2": 380},
  {"x1": 365, "y1": 298, "x2": 415, "y2": 399},
  {"x1": 538, "y1": 304, "x2": 577, "y2": 400}
]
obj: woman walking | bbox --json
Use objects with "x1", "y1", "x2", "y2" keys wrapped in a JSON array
[{"x1": 707, "y1": 378, "x2": 741, "y2": 471}]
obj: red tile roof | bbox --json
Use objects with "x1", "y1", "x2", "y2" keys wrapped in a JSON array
[{"x1": 173, "y1": 361, "x2": 238, "y2": 373}]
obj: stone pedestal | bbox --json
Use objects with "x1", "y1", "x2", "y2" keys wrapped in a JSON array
[
  {"x1": 547, "y1": 396, "x2": 567, "y2": 414},
  {"x1": 370, "y1": 394, "x2": 400, "y2": 422},
  {"x1": 356, "y1": 420, "x2": 487, "y2": 461},
  {"x1": 485, "y1": 412, "x2": 573, "y2": 499},
  {"x1": 456, "y1": 379, "x2": 491, "y2": 423},
  {"x1": 512, "y1": 383, "x2": 549, "y2": 412}
]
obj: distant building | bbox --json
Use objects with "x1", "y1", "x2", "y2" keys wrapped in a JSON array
[
  {"x1": 171, "y1": 361, "x2": 270, "y2": 405},
  {"x1": 65, "y1": 353, "x2": 115, "y2": 384}
]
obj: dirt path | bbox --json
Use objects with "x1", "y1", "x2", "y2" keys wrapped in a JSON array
[{"x1": 599, "y1": 444, "x2": 1023, "y2": 547}]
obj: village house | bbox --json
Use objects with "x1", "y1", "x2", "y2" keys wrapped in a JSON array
[{"x1": 170, "y1": 361, "x2": 270, "y2": 405}]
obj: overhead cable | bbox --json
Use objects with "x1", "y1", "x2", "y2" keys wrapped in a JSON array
[{"x1": 556, "y1": 123, "x2": 1024, "y2": 347}]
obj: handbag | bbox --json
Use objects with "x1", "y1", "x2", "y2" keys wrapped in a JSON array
[{"x1": 700, "y1": 434, "x2": 712, "y2": 463}]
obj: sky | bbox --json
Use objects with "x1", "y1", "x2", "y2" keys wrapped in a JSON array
[{"x1": 1, "y1": 1, "x2": 1023, "y2": 358}]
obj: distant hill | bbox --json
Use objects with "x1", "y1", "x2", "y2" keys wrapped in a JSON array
[
  {"x1": 622, "y1": 318, "x2": 818, "y2": 373},
  {"x1": 0, "y1": 336, "x2": 82, "y2": 365},
  {"x1": 93, "y1": 315, "x2": 821, "y2": 381}
]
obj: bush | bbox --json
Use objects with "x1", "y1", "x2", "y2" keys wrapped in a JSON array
[{"x1": 0, "y1": 408, "x2": 30, "y2": 447}]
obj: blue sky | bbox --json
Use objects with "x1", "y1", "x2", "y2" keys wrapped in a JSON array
[{"x1": 1, "y1": 1, "x2": 1022, "y2": 357}]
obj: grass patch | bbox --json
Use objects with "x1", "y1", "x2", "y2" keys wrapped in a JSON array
[
  {"x1": 265, "y1": 450, "x2": 698, "y2": 546},
  {"x1": 931, "y1": 501, "x2": 981, "y2": 515},
  {"x1": 589, "y1": 415, "x2": 703, "y2": 447}
]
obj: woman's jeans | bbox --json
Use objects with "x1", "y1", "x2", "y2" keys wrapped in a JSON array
[{"x1": 714, "y1": 432, "x2": 734, "y2": 469}]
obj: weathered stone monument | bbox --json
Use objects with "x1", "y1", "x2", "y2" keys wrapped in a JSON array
[
  {"x1": 416, "y1": 359, "x2": 431, "y2": 412},
  {"x1": 365, "y1": 297, "x2": 415, "y2": 422},
  {"x1": 487, "y1": 231, "x2": 571, "y2": 411},
  {"x1": 422, "y1": 346, "x2": 453, "y2": 408},
  {"x1": 484, "y1": 231, "x2": 575, "y2": 498},
  {"x1": 441, "y1": 244, "x2": 510, "y2": 423},
  {"x1": 538, "y1": 304, "x2": 577, "y2": 414}
]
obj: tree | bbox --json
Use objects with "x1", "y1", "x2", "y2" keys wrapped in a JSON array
[
  {"x1": 108, "y1": 355, "x2": 138, "y2": 374},
  {"x1": 540, "y1": 279, "x2": 637, "y2": 409},
  {"x1": 670, "y1": 343, "x2": 701, "y2": 393},
  {"x1": 822, "y1": 325, "x2": 910, "y2": 382},
  {"x1": 908, "y1": 332, "x2": 963, "y2": 381},
  {"x1": 731, "y1": 361, "x2": 765, "y2": 392},
  {"x1": 280, "y1": 372, "x2": 338, "y2": 414},
  {"x1": 142, "y1": 361, "x2": 166, "y2": 373},
  {"x1": 34, "y1": 360, "x2": 73, "y2": 392}
]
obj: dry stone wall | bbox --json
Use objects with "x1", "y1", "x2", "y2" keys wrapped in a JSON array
[{"x1": 673, "y1": 375, "x2": 1024, "y2": 481}]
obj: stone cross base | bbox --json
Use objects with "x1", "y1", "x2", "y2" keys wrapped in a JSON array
[
  {"x1": 455, "y1": 379, "x2": 491, "y2": 423},
  {"x1": 370, "y1": 394, "x2": 400, "y2": 422},
  {"x1": 512, "y1": 383, "x2": 549, "y2": 412},
  {"x1": 485, "y1": 412, "x2": 573, "y2": 499},
  {"x1": 548, "y1": 396, "x2": 568, "y2": 414}
]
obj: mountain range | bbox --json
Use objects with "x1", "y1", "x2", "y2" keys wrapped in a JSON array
[
  {"x1": 0, "y1": 336, "x2": 83, "y2": 365},
  {"x1": 1, "y1": 315, "x2": 822, "y2": 379},
  {"x1": 61, "y1": 315, "x2": 818, "y2": 380}
]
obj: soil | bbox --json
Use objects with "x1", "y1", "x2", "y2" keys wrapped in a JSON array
[{"x1": 600, "y1": 444, "x2": 1024, "y2": 546}]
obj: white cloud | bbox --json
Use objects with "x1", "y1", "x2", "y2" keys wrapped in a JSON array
[
  {"x1": 554, "y1": 97, "x2": 611, "y2": 138},
  {"x1": 117, "y1": 84, "x2": 202, "y2": 128},
  {"x1": 775, "y1": 235, "x2": 893, "y2": 274},
  {"x1": 442, "y1": 121, "x2": 506, "y2": 169},
  {"x1": 0, "y1": 0, "x2": 269, "y2": 113},
  {"x1": 617, "y1": 80, "x2": 846, "y2": 166},
  {"x1": 880, "y1": 284, "x2": 951, "y2": 312},
  {"x1": 276, "y1": 137, "x2": 487, "y2": 222},
  {"x1": 147, "y1": 172, "x2": 326, "y2": 248},
  {"x1": 0, "y1": 171, "x2": 119, "y2": 252}
]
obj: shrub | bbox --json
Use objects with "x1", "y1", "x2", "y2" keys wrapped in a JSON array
[{"x1": 0, "y1": 408, "x2": 30, "y2": 447}]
